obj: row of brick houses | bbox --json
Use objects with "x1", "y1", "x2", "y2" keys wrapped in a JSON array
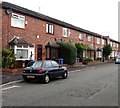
[{"x1": 1, "y1": 2, "x2": 120, "y2": 64}]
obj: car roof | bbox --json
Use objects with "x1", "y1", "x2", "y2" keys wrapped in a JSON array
[{"x1": 34, "y1": 60, "x2": 56, "y2": 62}]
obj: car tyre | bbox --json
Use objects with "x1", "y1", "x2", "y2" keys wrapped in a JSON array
[
  {"x1": 43, "y1": 74, "x2": 50, "y2": 84},
  {"x1": 62, "y1": 71, "x2": 68, "y2": 79}
]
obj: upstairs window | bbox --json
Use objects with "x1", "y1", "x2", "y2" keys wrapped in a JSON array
[
  {"x1": 96, "y1": 38, "x2": 100, "y2": 44},
  {"x1": 110, "y1": 42, "x2": 112, "y2": 47},
  {"x1": 11, "y1": 13, "x2": 25, "y2": 28},
  {"x1": 117, "y1": 44, "x2": 118, "y2": 48},
  {"x1": 87, "y1": 35, "x2": 92, "y2": 42},
  {"x1": 46, "y1": 24, "x2": 54, "y2": 34},
  {"x1": 113, "y1": 42, "x2": 116, "y2": 47},
  {"x1": 78, "y1": 34, "x2": 83, "y2": 40},
  {"x1": 62, "y1": 28, "x2": 70, "y2": 37},
  {"x1": 102, "y1": 39, "x2": 104, "y2": 45}
]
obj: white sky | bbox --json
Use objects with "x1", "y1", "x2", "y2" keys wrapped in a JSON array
[{"x1": 3, "y1": 0, "x2": 119, "y2": 41}]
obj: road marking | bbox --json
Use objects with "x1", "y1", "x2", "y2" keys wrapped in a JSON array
[{"x1": 2, "y1": 85, "x2": 21, "y2": 91}]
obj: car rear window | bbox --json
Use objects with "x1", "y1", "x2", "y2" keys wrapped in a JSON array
[{"x1": 31, "y1": 61, "x2": 42, "y2": 68}]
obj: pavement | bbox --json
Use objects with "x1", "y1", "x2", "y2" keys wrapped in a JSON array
[{"x1": 0, "y1": 62, "x2": 114, "y2": 85}]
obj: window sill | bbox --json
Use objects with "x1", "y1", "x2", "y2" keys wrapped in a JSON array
[{"x1": 15, "y1": 58, "x2": 29, "y2": 61}]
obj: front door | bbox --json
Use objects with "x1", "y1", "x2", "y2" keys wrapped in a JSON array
[{"x1": 37, "y1": 45, "x2": 42, "y2": 60}]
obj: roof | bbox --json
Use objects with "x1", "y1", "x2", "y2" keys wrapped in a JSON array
[
  {"x1": 45, "y1": 41, "x2": 60, "y2": 48},
  {"x1": 1, "y1": 2, "x2": 102, "y2": 38},
  {"x1": 110, "y1": 38, "x2": 120, "y2": 44},
  {"x1": 9, "y1": 36, "x2": 33, "y2": 46}
]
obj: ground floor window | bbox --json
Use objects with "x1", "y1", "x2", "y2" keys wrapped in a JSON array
[
  {"x1": 14, "y1": 45, "x2": 35, "y2": 60},
  {"x1": 51, "y1": 48, "x2": 59, "y2": 59},
  {"x1": 96, "y1": 51, "x2": 102, "y2": 58},
  {"x1": 46, "y1": 47, "x2": 59, "y2": 60},
  {"x1": 83, "y1": 50, "x2": 86, "y2": 58},
  {"x1": 16, "y1": 49, "x2": 28, "y2": 59}
]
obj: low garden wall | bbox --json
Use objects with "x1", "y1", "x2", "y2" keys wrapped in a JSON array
[{"x1": 2, "y1": 68, "x2": 24, "y2": 75}]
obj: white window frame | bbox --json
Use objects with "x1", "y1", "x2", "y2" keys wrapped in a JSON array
[
  {"x1": 46, "y1": 24, "x2": 54, "y2": 34},
  {"x1": 96, "y1": 38, "x2": 100, "y2": 44},
  {"x1": 110, "y1": 42, "x2": 112, "y2": 47},
  {"x1": 87, "y1": 35, "x2": 92, "y2": 42},
  {"x1": 102, "y1": 39, "x2": 104, "y2": 45},
  {"x1": 14, "y1": 45, "x2": 35, "y2": 60},
  {"x1": 113, "y1": 42, "x2": 116, "y2": 47},
  {"x1": 78, "y1": 34, "x2": 83, "y2": 40},
  {"x1": 117, "y1": 44, "x2": 118, "y2": 48},
  {"x1": 110, "y1": 51, "x2": 115, "y2": 57},
  {"x1": 62, "y1": 28, "x2": 70, "y2": 37},
  {"x1": 11, "y1": 13, "x2": 25, "y2": 28},
  {"x1": 97, "y1": 51, "x2": 102, "y2": 58}
]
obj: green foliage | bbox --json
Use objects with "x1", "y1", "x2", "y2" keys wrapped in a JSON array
[
  {"x1": 103, "y1": 44, "x2": 112, "y2": 58},
  {"x1": 75, "y1": 43, "x2": 88, "y2": 52},
  {"x1": 82, "y1": 57, "x2": 92, "y2": 65},
  {"x1": 2, "y1": 49, "x2": 15, "y2": 68},
  {"x1": 57, "y1": 42, "x2": 77, "y2": 65},
  {"x1": 75, "y1": 43, "x2": 88, "y2": 61}
]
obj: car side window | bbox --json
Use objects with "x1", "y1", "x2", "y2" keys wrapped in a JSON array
[
  {"x1": 51, "y1": 61, "x2": 59, "y2": 67},
  {"x1": 44, "y1": 61, "x2": 53, "y2": 68}
]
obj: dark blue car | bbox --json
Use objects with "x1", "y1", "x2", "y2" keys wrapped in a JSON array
[
  {"x1": 22, "y1": 60, "x2": 68, "y2": 83},
  {"x1": 115, "y1": 57, "x2": 120, "y2": 64}
]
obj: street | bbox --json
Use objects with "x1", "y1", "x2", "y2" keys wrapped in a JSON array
[{"x1": 2, "y1": 63, "x2": 118, "y2": 106}]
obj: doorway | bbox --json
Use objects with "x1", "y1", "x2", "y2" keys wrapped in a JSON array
[{"x1": 37, "y1": 45, "x2": 42, "y2": 60}]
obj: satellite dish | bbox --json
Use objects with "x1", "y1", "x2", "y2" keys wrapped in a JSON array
[{"x1": 6, "y1": 9, "x2": 13, "y2": 15}]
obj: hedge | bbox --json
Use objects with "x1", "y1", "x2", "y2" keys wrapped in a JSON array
[{"x1": 57, "y1": 42, "x2": 77, "y2": 65}]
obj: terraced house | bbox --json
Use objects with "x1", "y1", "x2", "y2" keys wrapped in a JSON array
[{"x1": 1, "y1": 2, "x2": 120, "y2": 65}]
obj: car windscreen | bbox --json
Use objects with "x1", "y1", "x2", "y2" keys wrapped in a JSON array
[
  {"x1": 31, "y1": 61, "x2": 43, "y2": 68},
  {"x1": 26, "y1": 61, "x2": 35, "y2": 67}
]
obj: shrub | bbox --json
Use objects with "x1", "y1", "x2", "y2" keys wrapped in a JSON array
[
  {"x1": 57, "y1": 42, "x2": 77, "y2": 65},
  {"x1": 75, "y1": 43, "x2": 88, "y2": 62},
  {"x1": 82, "y1": 57, "x2": 92, "y2": 65},
  {"x1": 2, "y1": 49, "x2": 15, "y2": 68}
]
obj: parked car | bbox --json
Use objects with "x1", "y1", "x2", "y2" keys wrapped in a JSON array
[
  {"x1": 24, "y1": 60, "x2": 35, "y2": 67},
  {"x1": 22, "y1": 60, "x2": 68, "y2": 83},
  {"x1": 115, "y1": 57, "x2": 120, "y2": 64}
]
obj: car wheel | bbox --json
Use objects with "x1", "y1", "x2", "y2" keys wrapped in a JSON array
[
  {"x1": 62, "y1": 71, "x2": 68, "y2": 79},
  {"x1": 44, "y1": 74, "x2": 50, "y2": 83}
]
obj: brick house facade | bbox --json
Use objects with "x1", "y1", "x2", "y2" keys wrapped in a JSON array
[{"x1": 1, "y1": 2, "x2": 120, "y2": 63}]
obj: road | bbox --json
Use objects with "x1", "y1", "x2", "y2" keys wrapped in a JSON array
[{"x1": 2, "y1": 63, "x2": 118, "y2": 106}]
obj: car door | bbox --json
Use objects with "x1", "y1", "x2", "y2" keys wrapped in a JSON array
[
  {"x1": 44, "y1": 61, "x2": 56, "y2": 78},
  {"x1": 51, "y1": 61, "x2": 64, "y2": 77}
]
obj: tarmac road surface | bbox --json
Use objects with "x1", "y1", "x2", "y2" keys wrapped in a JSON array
[{"x1": 2, "y1": 63, "x2": 118, "y2": 106}]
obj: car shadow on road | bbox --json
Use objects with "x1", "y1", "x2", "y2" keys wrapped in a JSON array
[{"x1": 23, "y1": 77, "x2": 66, "y2": 84}]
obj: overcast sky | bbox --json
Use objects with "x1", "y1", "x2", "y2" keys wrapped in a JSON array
[{"x1": 3, "y1": 0, "x2": 119, "y2": 41}]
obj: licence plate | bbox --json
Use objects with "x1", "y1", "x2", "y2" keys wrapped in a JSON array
[{"x1": 27, "y1": 76, "x2": 35, "y2": 78}]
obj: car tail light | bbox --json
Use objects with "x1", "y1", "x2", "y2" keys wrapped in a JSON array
[{"x1": 37, "y1": 69, "x2": 43, "y2": 73}]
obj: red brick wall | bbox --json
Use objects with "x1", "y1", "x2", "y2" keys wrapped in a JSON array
[
  {"x1": 2, "y1": 8, "x2": 119, "y2": 61},
  {"x1": 0, "y1": 9, "x2": 2, "y2": 50}
]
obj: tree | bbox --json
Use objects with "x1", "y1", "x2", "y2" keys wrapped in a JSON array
[
  {"x1": 103, "y1": 44, "x2": 112, "y2": 59},
  {"x1": 75, "y1": 43, "x2": 88, "y2": 61}
]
